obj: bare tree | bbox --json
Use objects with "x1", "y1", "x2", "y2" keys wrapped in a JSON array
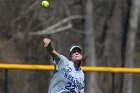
[
  {"x1": 1, "y1": 0, "x2": 140, "y2": 93},
  {"x1": 84, "y1": 0, "x2": 102, "y2": 93},
  {"x1": 123, "y1": 0, "x2": 140, "y2": 93}
]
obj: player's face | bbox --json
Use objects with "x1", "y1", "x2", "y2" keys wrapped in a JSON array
[{"x1": 71, "y1": 49, "x2": 82, "y2": 62}]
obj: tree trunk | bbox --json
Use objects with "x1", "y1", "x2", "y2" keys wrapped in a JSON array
[
  {"x1": 123, "y1": 0, "x2": 140, "y2": 93},
  {"x1": 84, "y1": 0, "x2": 102, "y2": 93}
]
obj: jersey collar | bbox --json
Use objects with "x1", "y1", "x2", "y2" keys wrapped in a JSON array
[{"x1": 75, "y1": 67, "x2": 81, "y2": 71}]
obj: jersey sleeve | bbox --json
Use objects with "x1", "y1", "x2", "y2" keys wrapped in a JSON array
[
  {"x1": 79, "y1": 88, "x2": 84, "y2": 93},
  {"x1": 53, "y1": 54, "x2": 69, "y2": 71},
  {"x1": 79, "y1": 80, "x2": 85, "y2": 93}
]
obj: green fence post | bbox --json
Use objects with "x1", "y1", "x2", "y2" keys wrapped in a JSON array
[
  {"x1": 111, "y1": 73, "x2": 115, "y2": 93},
  {"x1": 4, "y1": 69, "x2": 8, "y2": 93}
]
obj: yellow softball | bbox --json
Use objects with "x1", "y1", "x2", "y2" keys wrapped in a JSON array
[{"x1": 41, "y1": 1, "x2": 49, "y2": 8}]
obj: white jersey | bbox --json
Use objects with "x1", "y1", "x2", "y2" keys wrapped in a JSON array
[{"x1": 48, "y1": 54, "x2": 85, "y2": 93}]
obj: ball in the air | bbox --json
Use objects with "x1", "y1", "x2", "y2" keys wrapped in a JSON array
[{"x1": 41, "y1": 1, "x2": 49, "y2": 8}]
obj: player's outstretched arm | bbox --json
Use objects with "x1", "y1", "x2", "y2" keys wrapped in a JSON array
[{"x1": 43, "y1": 38, "x2": 58, "y2": 59}]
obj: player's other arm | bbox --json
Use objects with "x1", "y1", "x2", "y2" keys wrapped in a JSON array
[{"x1": 43, "y1": 38, "x2": 58, "y2": 59}]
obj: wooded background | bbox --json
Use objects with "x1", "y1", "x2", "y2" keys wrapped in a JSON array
[{"x1": 0, "y1": 0, "x2": 140, "y2": 93}]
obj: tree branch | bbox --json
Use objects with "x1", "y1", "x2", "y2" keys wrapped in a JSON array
[
  {"x1": 29, "y1": 15, "x2": 84, "y2": 35},
  {"x1": 29, "y1": 24, "x2": 72, "y2": 35}
]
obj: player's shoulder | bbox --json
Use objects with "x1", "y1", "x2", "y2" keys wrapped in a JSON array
[{"x1": 57, "y1": 54, "x2": 69, "y2": 61}]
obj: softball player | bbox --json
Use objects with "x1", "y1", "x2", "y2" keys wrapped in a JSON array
[{"x1": 43, "y1": 38, "x2": 85, "y2": 93}]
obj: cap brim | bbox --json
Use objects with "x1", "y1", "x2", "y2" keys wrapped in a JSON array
[{"x1": 70, "y1": 46, "x2": 81, "y2": 53}]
